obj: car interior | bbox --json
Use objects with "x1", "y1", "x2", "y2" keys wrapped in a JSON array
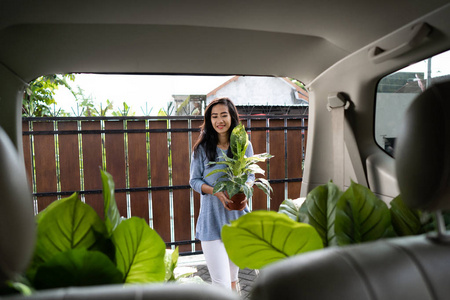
[{"x1": 1, "y1": 0, "x2": 450, "y2": 299}]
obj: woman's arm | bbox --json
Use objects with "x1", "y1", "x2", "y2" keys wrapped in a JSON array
[
  {"x1": 189, "y1": 147, "x2": 231, "y2": 208},
  {"x1": 201, "y1": 184, "x2": 214, "y2": 195},
  {"x1": 201, "y1": 183, "x2": 233, "y2": 211},
  {"x1": 189, "y1": 150, "x2": 207, "y2": 194}
]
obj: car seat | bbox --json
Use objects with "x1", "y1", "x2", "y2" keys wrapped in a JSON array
[
  {"x1": 249, "y1": 80, "x2": 450, "y2": 300},
  {"x1": 0, "y1": 126, "x2": 238, "y2": 299}
]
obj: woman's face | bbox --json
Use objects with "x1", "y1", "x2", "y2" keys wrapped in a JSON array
[{"x1": 210, "y1": 103, "x2": 231, "y2": 135}]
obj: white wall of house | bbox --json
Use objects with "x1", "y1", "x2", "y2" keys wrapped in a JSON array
[{"x1": 207, "y1": 76, "x2": 300, "y2": 105}]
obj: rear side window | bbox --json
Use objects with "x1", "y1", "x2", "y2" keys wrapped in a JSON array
[{"x1": 374, "y1": 49, "x2": 450, "y2": 156}]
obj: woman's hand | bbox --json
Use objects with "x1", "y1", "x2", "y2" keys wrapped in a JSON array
[
  {"x1": 214, "y1": 191, "x2": 248, "y2": 211},
  {"x1": 214, "y1": 191, "x2": 232, "y2": 211},
  {"x1": 238, "y1": 196, "x2": 248, "y2": 211}
]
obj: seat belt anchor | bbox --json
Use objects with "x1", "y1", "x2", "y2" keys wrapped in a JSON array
[{"x1": 327, "y1": 92, "x2": 350, "y2": 111}]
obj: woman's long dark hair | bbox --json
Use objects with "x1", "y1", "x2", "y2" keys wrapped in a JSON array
[{"x1": 193, "y1": 97, "x2": 240, "y2": 161}]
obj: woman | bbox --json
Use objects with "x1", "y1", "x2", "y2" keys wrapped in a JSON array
[{"x1": 189, "y1": 97, "x2": 254, "y2": 290}]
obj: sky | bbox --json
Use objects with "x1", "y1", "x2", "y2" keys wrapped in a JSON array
[
  {"x1": 54, "y1": 74, "x2": 234, "y2": 116},
  {"x1": 399, "y1": 50, "x2": 450, "y2": 78}
]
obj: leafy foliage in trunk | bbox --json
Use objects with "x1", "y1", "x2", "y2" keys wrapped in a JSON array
[
  {"x1": 24, "y1": 170, "x2": 167, "y2": 291},
  {"x1": 281, "y1": 181, "x2": 442, "y2": 247},
  {"x1": 224, "y1": 180, "x2": 442, "y2": 270},
  {"x1": 297, "y1": 181, "x2": 342, "y2": 247},
  {"x1": 334, "y1": 182, "x2": 395, "y2": 245}
]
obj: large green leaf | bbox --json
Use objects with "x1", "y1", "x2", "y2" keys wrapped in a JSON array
[
  {"x1": 112, "y1": 217, "x2": 166, "y2": 283},
  {"x1": 335, "y1": 181, "x2": 395, "y2": 245},
  {"x1": 298, "y1": 181, "x2": 342, "y2": 247},
  {"x1": 35, "y1": 192, "x2": 77, "y2": 224},
  {"x1": 100, "y1": 169, "x2": 122, "y2": 235},
  {"x1": 390, "y1": 195, "x2": 423, "y2": 236},
  {"x1": 34, "y1": 249, "x2": 122, "y2": 290},
  {"x1": 33, "y1": 193, "x2": 108, "y2": 266},
  {"x1": 222, "y1": 211, "x2": 323, "y2": 270}
]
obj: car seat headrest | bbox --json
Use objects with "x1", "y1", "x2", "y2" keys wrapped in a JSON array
[
  {"x1": 395, "y1": 80, "x2": 450, "y2": 211},
  {"x1": 0, "y1": 127, "x2": 35, "y2": 284}
]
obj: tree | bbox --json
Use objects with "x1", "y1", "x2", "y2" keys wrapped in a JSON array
[
  {"x1": 70, "y1": 86, "x2": 96, "y2": 117},
  {"x1": 95, "y1": 100, "x2": 114, "y2": 116},
  {"x1": 23, "y1": 74, "x2": 78, "y2": 117},
  {"x1": 111, "y1": 102, "x2": 135, "y2": 116},
  {"x1": 158, "y1": 102, "x2": 174, "y2": 116},
  {"x1": 289, "y1": 78, "x2": 307, "y2": 91}
]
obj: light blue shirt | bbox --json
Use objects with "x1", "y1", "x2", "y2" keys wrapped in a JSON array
[{"x1": 189, "y1": 143, "x2": 254, "y2": 241}]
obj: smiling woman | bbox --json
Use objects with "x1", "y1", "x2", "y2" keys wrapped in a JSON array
[{"x1": 189, "y1": 98, "x2": 249, "y2": 289}]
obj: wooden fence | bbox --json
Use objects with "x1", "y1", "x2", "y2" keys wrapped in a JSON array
[{"x1": 22, "y1": 115, "x2": 308, "y2": 254}]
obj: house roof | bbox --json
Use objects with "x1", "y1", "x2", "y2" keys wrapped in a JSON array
[{"x1": 207, "y1": 76, "x2": 241, "y2": 97}]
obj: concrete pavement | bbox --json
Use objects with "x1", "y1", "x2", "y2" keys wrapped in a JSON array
[{"x1": 178, "y1": 254, "x2": 258, "y2": 299}]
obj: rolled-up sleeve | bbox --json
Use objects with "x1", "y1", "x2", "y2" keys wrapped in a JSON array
[{"x1": 190, "y1": 150, "x2": 207, "y2": 194}]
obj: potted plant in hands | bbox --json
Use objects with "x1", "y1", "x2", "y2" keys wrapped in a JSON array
[{"x1": 206, "y1": 123, "x2": 273, "y2": 210}]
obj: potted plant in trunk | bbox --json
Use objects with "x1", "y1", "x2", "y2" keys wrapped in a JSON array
[{"x1": 207, "y1": 123, "x2": 273, "y2": 210}]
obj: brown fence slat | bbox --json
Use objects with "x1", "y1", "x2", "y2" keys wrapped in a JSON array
[
  {"x1": 171, "y1": 120, "x2": 192, "y2": 252},
  {"x1": 33, "y1": 121, "x2": 57, "y2": 211},
  {"x1": 104, "y1": 121, "x2": 127, "y2": 217},
  {"x1": 287, "y1": 119, "x2": 303, "y2": 199},
  {"x1": 58, "y1": 121, "x2": 80, "y2": 194},
  {"x1": 128, "y1": 121, "x2": 149, "y2": 221},
  {"x1": 248, "y1": 119, "x2": 268, "y2": 211},
  {"x1": 191, "y1": 119, "x2": 203, "y2": 251},
  {"x1": 149, "y1": 120, "x2": 171, "y2": 242},
  {"x1": 269, "y1": 119, "x2": 285, "y2": 211},
  {"x1": 22, "y1": 121, "x2": 33, "y2": 190},
  {"x1": 81, "y1": 121, "x2": 104, "y2": 218}
]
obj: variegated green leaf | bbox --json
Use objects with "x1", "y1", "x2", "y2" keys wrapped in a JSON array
[
  {"x1": 278, "y1": 199, "x2": 300, "y2": 222},
  {"x1": 230, "y1": 124, "x2": 248, "y2": 158}
]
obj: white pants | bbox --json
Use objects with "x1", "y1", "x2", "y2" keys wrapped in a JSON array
[{"x1": 201, "y1": 239, "x2": 239, "y2": 289}]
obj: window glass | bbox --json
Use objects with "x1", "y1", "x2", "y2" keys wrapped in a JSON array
[{"x1": 374, "y1": 49, "x2": 450, "y2": 156}]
